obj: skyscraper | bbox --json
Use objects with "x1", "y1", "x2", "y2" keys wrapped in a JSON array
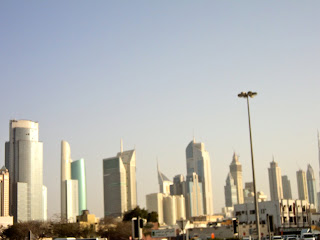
[
  {"x1": 224, "y1": 173, "x2": 237, "y2": 207},
  {"x1": 268, "y1": 158, "x2": 283, "y2": 201},
  {"x1": 282, "y1": 175, "x2": 292, "y2": 199},
  {"x1": 184, "y1": 173, "x2": 203, "y2": 218},
  {"x1": 5, "y1": 119, "x2": 46, "y2": 222},
  {"x1": 186, "y1": 138, "x2": 213, "y2": 215},
  {"x1": 103, "y1": 141, "x2": 137, "y2": 217},
  {"x1": 61, "y1": 141, "x2": 87, "y2": 221},
  {"x1": 229, "y1": 152, "x2": 244, "y2": 204},
  {"x1": 297, "y1": 169, "x2": 308, "y2": 201},
  {"x1": 307, "y1": 164, "x2": 317, "y2": 210},
  {"x1": 71, "y1": 159, "x2": 87, "y2": 215},
  {"x1": 0, "y1": 167, "x2": 9, "y2": 216},
  {"x1": 157, "y1": 163, "x2": 172, "y2": 195}
]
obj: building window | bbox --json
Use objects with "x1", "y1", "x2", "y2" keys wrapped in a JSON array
[
  {"x1": 236, "y1": 211, "x2": 241, "y2": 216},
  {"x1": 250, "y1": 210, "x2": 255, "y2": 215},
  {"x1": 261, "y1": 209, "x2": 266, "y2": 214}
]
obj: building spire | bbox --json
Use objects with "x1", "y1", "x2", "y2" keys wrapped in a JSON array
[{"x1": 120, "y1": 138, "x2": 123, "y2": 153}]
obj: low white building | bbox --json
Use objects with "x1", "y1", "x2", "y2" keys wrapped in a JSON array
[{"x1": 234, "y1": 199, "x2": 311, "y2": 236}]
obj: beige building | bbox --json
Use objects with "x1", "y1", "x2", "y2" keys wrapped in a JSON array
[
  {"x1": 268, "y1": 159, "x2": 283, "y2": 201},
  {"x1": 146, "y1": 193, "x2": 186, "y2": 226},
  {"x1": 0, "y1": 167, "x2": 9, "y2": 216}
]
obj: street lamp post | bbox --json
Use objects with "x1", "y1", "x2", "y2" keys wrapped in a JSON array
[{"x1": 238, "y1": 91, "x2": 261, "y2": 240}]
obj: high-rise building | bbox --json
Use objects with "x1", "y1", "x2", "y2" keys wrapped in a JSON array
[
  {"x1": 229, "y1": 152, "x2": 244, "y2": 204},
  {"x1": 71, "y1": 159, "x2": 87, "y2": 215},
  {"x1": 146, "y1": 193, "x2": 164, "y2": 224},
  {"x1": 268, "y1": 158, "x2": 283, "y2": 201},
  {"x1": 103, "y1": 142, "x2": 137, "y2": 217},
  {"x1": 224, "y1": 173, "x2": 237, "y2": 207},
  {"x1": 186, "y1": 139, "x2": 213, "y2": 215},
  {"x1": 5, "y1": 119, "x2": 46, "y2": 222},
  {"x1": 296, "y1": 169, "x2": 308, "y2": 201},
  {"x1": 170, "y1": 174, "x2": 184, "y2": 196},
  {"x1": 184, "y1": 173, "x2": 203, "y2": 218},
  {"x1": 157, "y1": 163, "x2": 172, "y2": 195},
  {"x1": 307, "y1": 164, "x2": 317, "y2": 210},
  {"x1": 282, "y1": 175, "x2": 292, "y2": 199},
  {"x1": 0, "y1": 167, "x2": 9, "y2": 216},
  {"x1": 61, "y1": 141, "x2": 87, "y2": 222}
]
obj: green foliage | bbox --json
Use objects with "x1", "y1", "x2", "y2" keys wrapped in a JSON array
[{"x1": 122, "y1": 206, "x2": 158, "y2": 223}]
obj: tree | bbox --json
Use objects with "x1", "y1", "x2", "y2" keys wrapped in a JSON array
[{"x1": 122, "y1": 206, "x2": 158, "y2": 222}]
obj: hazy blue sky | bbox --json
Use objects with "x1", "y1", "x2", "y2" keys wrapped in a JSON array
[{"x1": 1, "y1": 1, "x2": 320, "y2": 218}]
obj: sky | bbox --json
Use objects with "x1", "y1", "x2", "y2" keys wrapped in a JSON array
[{"x1": 0, "y1": 1, "x2": 320, "y2": 219}]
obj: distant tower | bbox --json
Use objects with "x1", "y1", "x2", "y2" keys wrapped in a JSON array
[
  {"x1": 268, "y1": 157, "x2": 283, "y2": 201},
  {"x1": 297, "y1": 169, "x2": 308, "y2": 201},
  {"x1": 0, "y1": 167, "x2": 9, "y2": 216},
  {"x1": 5, "y1": 119, "x2": 46, "y2": 222},
  {"x1": 282, "y1": 175, "x2": 292, "y2": 199},
  {"x1": 157, "y1": 162, "x2": 172, "y2": 195},
  {"x1": 229, "y1": 152, "x2": 244, "y2": 204},
  {"x1": 224, "y1": 173, "x2": 237, "y2": 207},
  {"x1": 103, "y1": 141, "x2": 137, "y2": 217},
  {"x1": 307, "y1": 164, "x2": 318, "y2": 210},
  {"x1": 184, "y1": 173, "x2": 203, "y2": 218},
  {"x1": 186, "y1": 139, "x2": 213, "y2": 215}
]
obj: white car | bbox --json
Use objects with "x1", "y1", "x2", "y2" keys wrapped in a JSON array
[
  {"x1": 301, "y1": 233, "x2": 316, "y2": 240},
  {"x1": 273, "y1": 236, "x2": 284, "y2": 240}
]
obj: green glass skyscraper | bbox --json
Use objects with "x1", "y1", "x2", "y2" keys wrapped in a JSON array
[{"x1": 71, "y1": 159, "x2": 87, "y2": 215}]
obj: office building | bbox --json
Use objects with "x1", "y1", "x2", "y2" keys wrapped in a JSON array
[
  {"x1": 103, "y1": 142, "x2": 137, "y2": 217},
  {"x1": 0, "y1": 167, "x2": 9, "y2": 216},
  {"x1": 229, "y1": 152, "x2": 244, "y2": 204},
  {"x1": 186, "y1": 138, "x2": 213, "y2": 214},
  {"x1": 170, "y1": 174, "x2": 184, "y2": 196},
  {"x1": 282, "y1": 175, "x2": 292, "y2": 199},
  {"x1": 224, "y1": 173, "x2": 237, "y2": 207},
  {"x1": 146, "y1": 193, "x2": 164, "y2": 224},
  {"x1": 71, "y1": 159, "x2": 87, "y2": 215},
  {"x1": 307, "y1": 164, "x2": 317, "y2": 210},
  {"x1": 297, "y1": 169, "x2": 308, "y2": 201},
  {"x1": 184, "y1": 173, "x2": 203, "y2": 218},
  {"x1": 268, "y1": 158, "x2": 283, "y2": 201},
  {"x1": 157, "y1": 163, "x2": 172, "y2": 195},
  {"x1": 5, "y1": 119, "x2": 46, "y2": 222}
]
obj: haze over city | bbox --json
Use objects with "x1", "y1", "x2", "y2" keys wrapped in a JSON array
[{"x1": 1, "y1": 1, "x2": 320, "y2": 219}]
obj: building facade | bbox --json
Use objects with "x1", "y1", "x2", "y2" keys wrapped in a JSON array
[
  {"x1": 297, "y1": 170, "x2": 308, "y2": 201},
  {"x1": 282, "y1": 175, "x2": 292, "y2": 199},
  {"x1": 5, "y1": 119, "x2": 46, "y2": 222},
  {"x1": 71, "y1": 159, "x2": 87, "y2": 215},
  {"x1": 306, "y1": 164, "x2": 317, "y2": 210},
  {"x1": 229, "y1": 152, "x2": 244, "y2": 204},
  {"x1": 0, "y1": 167, "x2": 9, "y2": 216},
  {"x1": 61, "y1": 141, "x2": 87, "y2": 222},
  {"x1": 186, "y1": 139, "x2": 213, "y2": 215},
  {"x1": 103, "y1": 144, "x2": 137, "y2": 217},
  {"x1": 268, "y1": 159, "x2": 283, "y2": 201},
  {"x1": 224, "y1": 173, "x2": 237, "y2": 207},
  {"x1": 157, "y1": 163, "x2": 172, "y2": 195}
]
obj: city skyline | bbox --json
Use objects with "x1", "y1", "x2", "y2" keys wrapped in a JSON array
[{"x1": 1, "y1": 1, "x2": 320, "y2": 218}]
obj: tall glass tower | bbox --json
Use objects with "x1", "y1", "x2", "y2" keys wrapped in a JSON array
[
  {"x1": 71, "y1": 159, "x2": 87, "y2": 215},
  {"x1": 5, "y1": 119, "x2": 47, "y2": 222},
  {"x1": 186, "y1": 138, "x2": 213, "y2": 215},
  {"x1": 103, "y1": 141, "x2": 137, "y2": 217}
]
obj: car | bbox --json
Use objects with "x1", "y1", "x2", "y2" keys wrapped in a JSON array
[{"x1": 301, "y1": 233, "x2": 316, "y2": 240}]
